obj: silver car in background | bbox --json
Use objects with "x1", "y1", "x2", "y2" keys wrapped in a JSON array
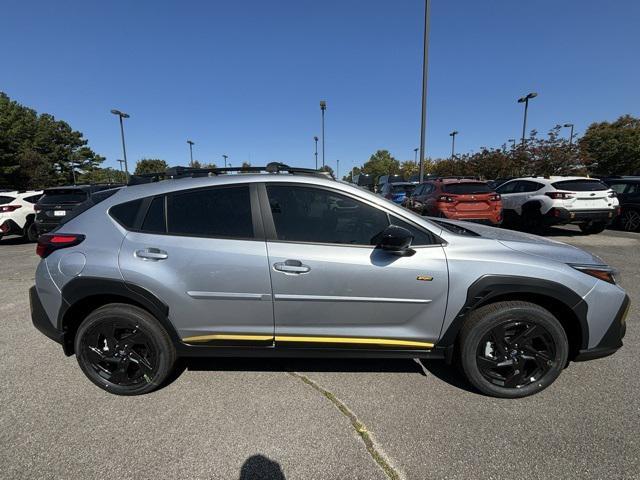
[{"x1": 30, "y1": 164, "x2": 629, "y2": 398}]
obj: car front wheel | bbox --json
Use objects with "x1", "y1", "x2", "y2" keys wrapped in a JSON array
[
  {"x1": 459, "y1": 301, "x2": 568, "y2": 398},
  {"x1": 75, "y1": 303, "x2": 176, "y2": 395}
]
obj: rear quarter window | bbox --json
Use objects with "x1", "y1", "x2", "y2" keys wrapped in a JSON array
[
  {"x1": 0, "y1": 196, "x2": 16, "y2": 205},
  {"x1": 109, "y1": 199, "x2": 144, "y2": 228},
  {"x1": 552, "y1": 180, "x2": 608, "y2": 191}
]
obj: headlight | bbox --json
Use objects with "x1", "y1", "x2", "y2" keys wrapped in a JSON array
[{"x1": 570, "y1": 264, "x2": 617, "y2": 284}]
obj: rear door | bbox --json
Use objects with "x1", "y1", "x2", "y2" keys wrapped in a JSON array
[
  {"x1": 117, "y1": 183, "x2": 275, "y2": 346},
  {"x1": 551, "y1": 179, "x2": 614, "y2": 211},
  {"x1": 261, "y1": 183, "x2": 448, "y2": 350},
  {"x1": 443, "y1": 182, "x2": 494, "y2": 216}
]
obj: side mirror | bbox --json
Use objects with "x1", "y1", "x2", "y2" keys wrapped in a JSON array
[{"x1": 377, "y1": 225, "x2": 415, "y2": 256}]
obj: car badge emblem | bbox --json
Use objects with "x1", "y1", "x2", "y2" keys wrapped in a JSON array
[
  {"x1": 417, "y1": 275, "x2": 433, "y2": 281},
  {"x1": 590, "y1": 193, "x2": 596, "y2": 196}
]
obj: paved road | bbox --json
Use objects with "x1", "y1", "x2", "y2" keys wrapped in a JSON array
[{"x1": 1, "y1": 227, "x2": 638, "y2": 479}]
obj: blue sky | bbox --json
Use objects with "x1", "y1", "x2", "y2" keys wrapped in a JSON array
[{"x1": 2, "y1": 0, "x2": 638, "y2": 174}]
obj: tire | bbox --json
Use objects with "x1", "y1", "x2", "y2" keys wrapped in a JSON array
[
  {"x1": 74, "y1": 303, "x2": 176, "y2": 395},
  {"x1": 579, "y1": 221, "x2": 607, "y2": 235},
  {"x1": 458, "y1": 301, "x2": 568, "y2": 398},
  {"x1": 620, "y1": 208, "x2": 640, "y2": 232},
  {"x1": 24, "y1": 221, "x2": 38, "y2": 242}
]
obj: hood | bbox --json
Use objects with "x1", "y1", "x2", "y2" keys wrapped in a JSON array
[{"x1": 435, "y1": 219, "x2": 606, "y2": 265}]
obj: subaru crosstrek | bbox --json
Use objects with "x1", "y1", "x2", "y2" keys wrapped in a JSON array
[{"x1": 30, "y1": 164, "x2": 629, "y2": 398}]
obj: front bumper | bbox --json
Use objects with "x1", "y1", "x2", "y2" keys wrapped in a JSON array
[
  {"x1": 574, "y1": 294, "x2": 629, "y2": 361},
  {"x1": 545, "y1": 207, "x2": 620, "y2": 225},
  {"x1": 30, "y1": 286, "x2": 65, "y2": 346}
]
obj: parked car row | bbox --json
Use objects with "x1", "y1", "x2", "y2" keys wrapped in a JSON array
[{"x1": 374, "y1": 175, "x2": 639, "y2": 235}]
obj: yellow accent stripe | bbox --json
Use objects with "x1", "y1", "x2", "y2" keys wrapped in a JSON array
[
  {"x1": 275, "y1": 335, "x2": 433, "y2": 349},
  {"x1": 182, "y1": 334, "x2": 273, "y2": 343}
]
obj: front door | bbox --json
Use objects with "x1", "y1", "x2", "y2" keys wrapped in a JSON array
[
  {"x1": 262, "y1": 183, "x2": 448, "y2": 350},
  {"x1": 118, "y1": 184, "x2": 274, "y2": 346}
]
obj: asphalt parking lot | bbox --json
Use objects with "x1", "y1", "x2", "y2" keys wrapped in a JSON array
[{"x1": 1, "y1": 227, "x2": 638, "y2": 480}]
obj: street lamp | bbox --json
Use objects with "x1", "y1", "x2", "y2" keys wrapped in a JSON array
[
  {"x1": 418, "y1": 0, "x2": 431, "y2": 182},
  {"x1": 314, "y1": 136, "x2": 319, "y2": 170},
  {"x1": 320, "y1": 101, "x2": 327, "y2": 168},
  {"x1": 223, "y1": 154, "x2": 228, "y2": 168},
  {"x1": 563, "y1": 123, "x2": 575, "y2": 148},
  {"x1": 187, "y1": 140, "x2": 195, "y2": 167},
  {"x1": 449, "y1": 130, "x2": 459, "y2": 159},
  {"x1": 517, "y1": 92, "x2": 537, "y2": 146},
  {"x1": 110, "y1": 109, "x2": 130, "y2": 179}
]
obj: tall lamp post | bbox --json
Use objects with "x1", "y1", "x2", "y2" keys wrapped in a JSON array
[
  {"x1": 110, "y1": 109, "x2": 130, "y2": 180},
  {"x1": 413, "y1": 147, "x2": 419, "y2": 165},
  {"x1": 517, "y1": 92, "x2": 537, "y2": 147},
  {"x1": 223, "y1": 154, "x2": 228, "y2": 168},
  {"x1": 314, "y1": 136, "x2": 319, "y2": 169},
  {"x1": 336, "y1": 159, "x2": 340, "y2": 179},
  {"x1": 320, "y1": 100, "x2": 327, "y2": 168},
  {"x1": 418, "y1": 0, "x2": 431, "y2": 182},
  {"x1": 117, "y1": 159, "x2": 125, "y2": 180},
  {"x1": 187, "y1": 140, "x2": 195, "y2": 167},
  {"x1": 449, "y1": 130, "x2": 459, "y2": 159},
  {"x1": 563, "y1": 123, "x2": 575, "y2": 148}
]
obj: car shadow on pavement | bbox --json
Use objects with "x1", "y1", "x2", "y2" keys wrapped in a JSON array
[
  {"x1": 0, "y1": 235, "x2": 31, "y2": 245},
  {"x1": 239, "y1": 454, "x2": 285, "y2": 480},
  {"x1": 417, "y1": 359, "x2": 478, "y2": 395}
]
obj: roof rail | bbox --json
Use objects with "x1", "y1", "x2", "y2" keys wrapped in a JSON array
[
  {"x1": 127, "y1": 162, "x2": 332, "y2": 186},
  {"x1": 434, "y1": 175, "x2": 481, "y2": 181}
]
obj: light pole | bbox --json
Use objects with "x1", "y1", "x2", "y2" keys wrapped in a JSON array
[
  {"x1": 508, "y1": 138, "x2": 516, "y2": 149},
  {"x1": 70, "y1": 160, "x2": 77, "y2": 185},
  {"x1": 314, "y1": 136, "x2": 319, "y2": 169},
  {"x1": 517, "y1": 92, "x2": 537, "y2": 147},
  {"x1": 336, "y1": 159, "x2": 340, "y2": 179},
  {"x1": 320, "y1": 100, "x2": 327, "y2": 168},
  {"x1": 223, "y1": 154, "x2": 228, "y2": 168},
  {"x1": 449, "y1": 130, "x2": 459, "y2": 159},
  {"x1": 418, "y1": 0, "x2": 431, "y2": 182},
  {"x1": 563, "y1": 123, "x2": 575, "y2": 148},
  {"x1": 413, "y1": 147, "x2": 419, "y2": 165},
  {"x1": 110, "y1": 109, "x2": 130, "y2": 179},
  {"x1": 117, "y1": 159, "x2": 125, "y2": 182},
  {"x1": 187, "y1": 140, "x2": 195, "y2": 167}
]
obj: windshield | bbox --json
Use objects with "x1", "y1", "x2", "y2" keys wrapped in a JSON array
[
  {"x1": 444, "y1": 183, "x2": 492, "y2": 194},
  {"x1": 40, "y1": 189, "x2": 88, "y2": 204},
  {"x1": 551, "y1": 180, "x2": 608, "y2": 191},
  {"x1": 391, "y1": 184, "x2": 415, "y2": 194}
]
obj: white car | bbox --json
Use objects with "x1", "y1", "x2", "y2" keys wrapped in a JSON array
[
  {"x1": 0, "y1": 190, "x2": 43, "y2": 242},
  {"x1": 496, "y1": 177, "x2": 620, "y2": 234}
]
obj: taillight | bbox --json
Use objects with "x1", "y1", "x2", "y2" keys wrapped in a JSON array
[
  {"x1": 546, "y1": 192, "x2": 574, "y2": 199},
  {"x1": 36, "y1": 234, "x2": 85, "y2": 258},
  {"x1": 0, "y1": 205, "x2": 22, "y2": 213},
  {"x1": 489, "y1": 194, "x2": 501, "y2": 201},
  {"x1": 437, "y1": 195, "x2": 455, "y2": 203}
]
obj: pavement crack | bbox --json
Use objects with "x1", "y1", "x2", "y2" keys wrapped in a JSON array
[{"x1": 288, "y1": 371, "x2": 403, "y2": 480}]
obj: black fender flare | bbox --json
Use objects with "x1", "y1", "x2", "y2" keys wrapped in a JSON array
[
  {"x1": 58, "y1": 277, "x2": 180, "y2": 345},
  {"x1": 438, "y1": 275, "x2": 589, "y2": 350}
]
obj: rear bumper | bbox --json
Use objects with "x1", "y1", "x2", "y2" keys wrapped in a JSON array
[
  {"x1": 439, "y1": 209, "x2": 503, "y2": 225},
  {"x1": 34, "y1": 219, "x2": 60, "y2": 234},
  {"x1": 574, "y1": 294, "x2": 629, "y2": 361},
  {"x1": 545, "y1": 207, "x2": 620, "y2": 225},
  {"x1": 30, "y1": 286, "x2": 65, "y2": 346}
]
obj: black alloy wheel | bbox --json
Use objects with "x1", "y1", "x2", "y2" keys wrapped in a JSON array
[
  {"x1": 75, "y1": 303, "x2": 176, "y2": 395},
  {"x1": 476, "y1": 321, "x2": 556, "y2": 389},
  {"x1": 621, "y1": 209, "x2": 640, "y2": 232}
]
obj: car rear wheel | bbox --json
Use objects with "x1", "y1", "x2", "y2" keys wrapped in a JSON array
[
  {"x1": 75, "y1": 303, "x2": 176, "y2": 395},
  {"x1": 620, "y1": 209, "x2": 640, "y2": 232},
  {"x1": 579, "y1": 221, "x2": 607, "y2": 234},
  {"x1": 458, "y1": 301, "x2": 568, "y2": 398},
  {"x1": 24, "y1": 221, "x2": 38, "y2": 242}
]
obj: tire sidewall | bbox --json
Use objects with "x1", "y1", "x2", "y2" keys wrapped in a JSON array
[
  {"x1": 460, "y1": 304, "x2": 569, "y2": 398},
  {"x1": 74, "y1": 304, "x2": 175, "y2": 396}
]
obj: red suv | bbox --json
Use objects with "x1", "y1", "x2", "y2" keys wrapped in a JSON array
[{"x1": 403, "y1": 178, "x2": 503, "y2": 225}]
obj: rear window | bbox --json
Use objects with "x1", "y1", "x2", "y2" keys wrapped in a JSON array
[
  {"x1": 40, "y1": 189, "x2": 88, "y2": 204},
  {"x1": 391, "y1": 184, "x2": 416, "y2": 194},
  {"x1": 0, "y1": 196, "x2": 15, "y2": 205},
  {"x1": 551, "y1": 180, "x2": 608, "y2": 191},
  {"x1": 444, "y1": 183, "x2": 492, "y2": 194},
  {"x1": 57, "y1": 188, "x2": 122, "y2": 229}
]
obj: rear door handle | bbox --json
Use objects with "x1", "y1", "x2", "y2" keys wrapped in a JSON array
[
  {"x1": 274, "y1": 259, "x2": 310, "y2": 274},
  {"x1": 135, "y1": 248, "x2": 168, "y2": 261}
]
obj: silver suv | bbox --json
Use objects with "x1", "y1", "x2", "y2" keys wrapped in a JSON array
[{"x1": 30, "y1": 164, "x2": 629, "y2": 398}]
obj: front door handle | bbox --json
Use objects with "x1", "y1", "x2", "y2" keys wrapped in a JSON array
[
  {"x1": 274, "y1": 259, "x2": 310, "y2": 274},
  {"x1": 135, "y1": 248, "x2": 168, "y2": 261}
]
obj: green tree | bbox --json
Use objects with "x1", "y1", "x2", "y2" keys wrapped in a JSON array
[
  {"x1": 134, "y1": 158, "x2": 168, "y2": 175},
  {"x1": 362, "y1": 150, "x2": 400, "y2": 179},
  {"x1": 79, "y1": 167, "x2": 126, "y2": 184},
  {"x1": 0, "y1": 92, "x2": 104, "y2": 189},
  {"x1": 580, "y1": 115, "x2": 640, "y2": 175}
]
